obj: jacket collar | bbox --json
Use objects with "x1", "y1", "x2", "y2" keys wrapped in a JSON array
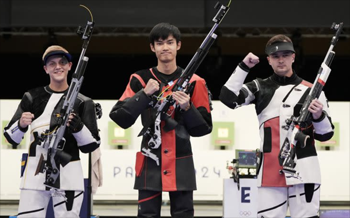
[{"x1": 270, "y1": 70, "x2": 302, "y2": 85}]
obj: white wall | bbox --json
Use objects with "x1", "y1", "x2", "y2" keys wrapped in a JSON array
[{"x1": 0, "y1": 100, "x2": 349, "y2": 202}]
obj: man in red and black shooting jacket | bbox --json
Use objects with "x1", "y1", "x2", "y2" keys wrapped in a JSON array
[{"x1": 109, "y1": 22, "x2": 212, "y2": 218}]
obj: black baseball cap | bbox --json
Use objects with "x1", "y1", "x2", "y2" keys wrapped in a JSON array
[{"x1": 265, "y1": 41, "x2": 295, "y2": 55}]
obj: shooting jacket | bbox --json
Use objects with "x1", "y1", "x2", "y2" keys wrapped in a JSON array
[
  {"x1": 109, "y1": 67, "x2": 213, "y2": 191},
  {"x1": 3, "y1": 86, "x2": 101, "y2": 191},
  {"x1": 219, "y1": 63, "x2": 334, "y2": 186}
]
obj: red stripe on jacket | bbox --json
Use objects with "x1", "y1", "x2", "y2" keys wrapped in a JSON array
[
  {"x1": 119, "y1": 74, "x2": 146, "y2": 101},
  {"x1": 161, "y1": 120, "x2": 177, "y2": 191},
  {"x1": 261, "y1": 117, "x2": 287, "y2": 187},
  {"x1": 190, "y1": 74, "x2": 210, "y2": 113}
]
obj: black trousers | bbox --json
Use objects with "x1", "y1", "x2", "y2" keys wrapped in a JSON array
[{"x1": 137, "y1": 190, "x2": 194, "y2": 218}]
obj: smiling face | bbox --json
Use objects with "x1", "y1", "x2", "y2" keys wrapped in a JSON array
[
  {"x1": 43, "y1": 55, "x2": 72, "y2": 87},
  {"x1": 267, "y1": 50, "x2": 295, "y2": 77},
  {"x1": 150, "y1": 35, "x2": 181, "y2": 65}
]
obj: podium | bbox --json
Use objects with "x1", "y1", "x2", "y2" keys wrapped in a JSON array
[{"x1": 223, "y1": 178, "x2": 258, "y2": 218}]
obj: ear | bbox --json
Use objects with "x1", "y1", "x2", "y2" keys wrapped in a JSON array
[
  {"x1": 267, "y1": 56, "x2": 271, "y2": 65},
  {"x1": 43, "y1": 65, "x2": 49, "y2": 74},
  {"x1": 68, "y1": 62, "x2": 73, "y2": 70},
  {"x1": 177, "y1": 41, "x2": 181, "y2": 50},
  {"x1": 150, "y1": 43, "x2": 155, "y2": 52},
  {"x1": 292, "y1": 53, "x2": 295, "y2": 62}
]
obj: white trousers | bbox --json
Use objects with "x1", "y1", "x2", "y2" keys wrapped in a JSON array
[
  {"x1": 257, "y1": 184, "x2": 320, "y2": 218},
  {"x1": 17, "y1": 189, "x2": 84, "y2": 218}
]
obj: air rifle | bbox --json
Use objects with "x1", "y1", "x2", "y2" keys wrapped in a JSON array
[
  {"x1": 138, "y1": 1, "x2": 231, "y2": 153},
  {"x1": 278, "y1": 22, "x2": 343, "y2": 178},
  {"x1": 41, "y1": 5, "x2": 94, "y2": 189}
]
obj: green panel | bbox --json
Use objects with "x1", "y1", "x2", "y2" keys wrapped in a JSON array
[
  {"x1": 316, "y1": 122, "x2": 340, "y2": 147},
  {"x1": 108, "y1": 121, "x2": 131, "y2": 147},
  {"x1": 211, "y1": 122, "x2": 234, "y2": 147}
]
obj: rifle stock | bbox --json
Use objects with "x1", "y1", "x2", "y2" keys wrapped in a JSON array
[
  {"x1": 279, "y1": 22, "x2": 343, "y2": 178},
  {"x1": 44, "y1": 8, "x2": 94, "y2": 189}
]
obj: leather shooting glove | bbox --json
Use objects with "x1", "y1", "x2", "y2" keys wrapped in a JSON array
[{"x1": 68, "y1": 113, "x2": 84, "y2": 133}]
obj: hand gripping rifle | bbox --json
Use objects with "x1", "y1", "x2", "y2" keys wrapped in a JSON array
[
  {"x1": 41, "y1": 5, "x2": 94, "y2": 189},
  {"x1": 278, "y1": 22, "x2": 343, "y2": 178},
  {"x1": 138, "y1": 1, "x2": 231, "y2": 159}
]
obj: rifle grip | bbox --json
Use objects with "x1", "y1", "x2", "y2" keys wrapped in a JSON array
[
  {"x1": 185, "y1": 81, "x2": 196, "y2": 95},
  {"x1": 295, "y1": 131, "x2": 311, "y2": 148}
]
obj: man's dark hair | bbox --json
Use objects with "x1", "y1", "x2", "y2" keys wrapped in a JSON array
[{"x1": 149, "y1": 22, "x2": 181, "y2": 45}]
